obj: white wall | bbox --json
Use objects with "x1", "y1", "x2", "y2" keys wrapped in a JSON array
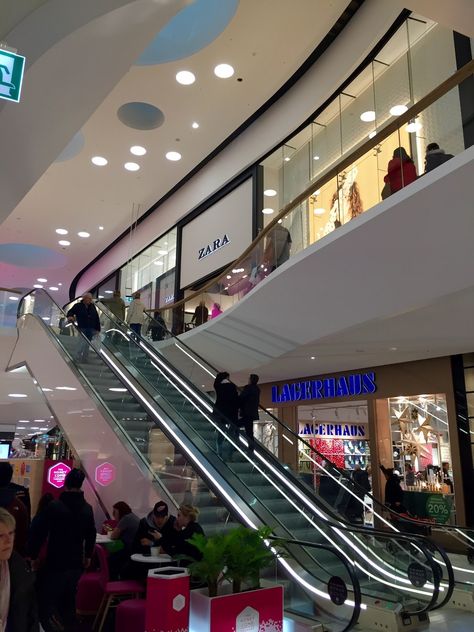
[{"x1": 76, "y1": 0, "x2": 401, "y2": 296}]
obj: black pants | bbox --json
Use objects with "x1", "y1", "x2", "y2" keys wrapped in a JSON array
[
  {"x1": 238, "y1": 416, "x2": 255, "y2": 449},
  {"x1": 37, "y1": 567, "x2": 82, "y2": 632}
]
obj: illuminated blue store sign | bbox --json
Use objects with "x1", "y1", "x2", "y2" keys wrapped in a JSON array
[{"x1": 271, "y1": 371, "x2": 376, "y2": 404}]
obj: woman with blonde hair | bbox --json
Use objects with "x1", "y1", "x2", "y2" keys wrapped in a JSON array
[
  {"x1": 0, "y1": 508, "x2": 38, "y2": 631},
  {"x1": 161, "y1": 504, "x2": 204, "y2": 562}
]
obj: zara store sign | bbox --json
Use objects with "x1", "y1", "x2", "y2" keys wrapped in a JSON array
[
  {"x1": 271, "y1": 371, "x2": 376, "y2": 404},
  {"x1": 198, "y1": 234, "x2": 230, "y2": 260}
]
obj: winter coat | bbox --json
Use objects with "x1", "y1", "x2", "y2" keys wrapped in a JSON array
[
  {"x1": 160, "y1": 521, "x2": 204, "y2": 562},
  {"x1": 102, "y1": 296, "x2": 126, "y2": 321},
  {"x1": 28, "y1": 491, "x2": 96, "y2": 571},
  {"x1": 126, "y1": 299, "x2": 147, "y2": 325},
  {"x1": 384, "y1": 475, "x2": 404, "y2": 507},
  {"x1": 239, "y1": 384, "x2": 260, "y2": 421},
  {"x1": 213, "y1": 379, "x2": 239, "y2": 424},
  {"x1": 7, "y1": 552, "x2": 39, "y2": 632},
  {"x1": 132, "y1": 513, "x2": 176, "y2": 554},
  {"x1": 66, "y1": 301, "x2": 101, "y2": 331},
  {"x1": 424, "y1": 148, "x2": 453, "y2": 173},
  {"x1": 384, "y1": 157, "x2": 417, "y2": 193}
]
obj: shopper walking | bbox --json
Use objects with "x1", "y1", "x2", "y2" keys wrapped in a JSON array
[
  {"x1": 383, "y1": 146, "x2": 417, "y2": 195},
  {"x1": 150, "y1": 311, "x2": 167, "y2": 341},
  {"x1": 424, "y1": 142, "x2": 454, "y2": 173},
  {"x1": 0, "y1": 508, "x2": 39, "y2": 632},
  {"x1": 29, "y1": 468, "x2": 96, "y2": 632},
  {"x1": 213, "y1": 372, "x2": 239, "y2": 456},
  {"x1": 190, "y1": 300, "x2": 209, "y2": 327},
  {"x1": 101, "y1": 290, "x2": 126, "y2": 321},
  {"x1": 126, "y1": 292, "x2": 147, "y2": 337},
  {"x1": 238, "y1": 374, "x2": 260, "y2": 451},
  {"x1": 66, "y1": 293, "x2": 101, "y2": 362}
]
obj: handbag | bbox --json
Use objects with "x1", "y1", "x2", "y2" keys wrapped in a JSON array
[{"x1": 381, "y1": 182, "x2": 391, "y2": 200}]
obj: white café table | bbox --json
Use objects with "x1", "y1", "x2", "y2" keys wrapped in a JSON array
[{"x1": 130, "y1": 553, "x2": 172, "y2": 565}]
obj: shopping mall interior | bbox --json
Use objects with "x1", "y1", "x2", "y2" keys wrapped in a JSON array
[{"x1": 1, "y1": 1, "x2": 474, "y2": 631}]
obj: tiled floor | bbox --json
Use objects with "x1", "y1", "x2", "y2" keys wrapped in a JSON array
[{"x1": 427, "y1": 608, "x2": 474, "y2": 631}]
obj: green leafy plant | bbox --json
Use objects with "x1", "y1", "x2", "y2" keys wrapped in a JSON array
[
  {"x1": 183, "y1": 526, "x2": 279, "y2": 596},
  {"x1": 223, "y1": 525, "x2": 276, "y2": 593}
]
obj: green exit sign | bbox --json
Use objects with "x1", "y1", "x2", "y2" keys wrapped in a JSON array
[{"x1": 0, "y1": 49, "x2": 25, "y2": 103}]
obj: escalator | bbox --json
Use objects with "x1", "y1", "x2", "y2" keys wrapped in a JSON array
[
  {"x1": 25, "y1": 290, "x2": 456, "y2": 628},
  {"x1": 113, "y1": 306, "x2": 474, "y2": 612}
]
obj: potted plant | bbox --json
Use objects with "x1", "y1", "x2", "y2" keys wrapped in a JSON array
[{"x1": 185, "y1": 526, "x2": 284, "y2": 632}]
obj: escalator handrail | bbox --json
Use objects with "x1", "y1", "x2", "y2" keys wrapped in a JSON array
[
  {"x1": 92, "y1": 301, "x2": 473, "y2": 546},
  {"x1": 63, "y1": 297, "x2": 453, "y2": 612}
]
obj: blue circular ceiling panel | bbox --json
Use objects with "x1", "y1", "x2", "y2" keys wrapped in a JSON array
[
  {"x1": 55, "y1": 131, "x2": 85, "y2": 162},
  {"x1": 117, "y1": 102, "x2": 165, "y2": 130},
  {"x1": 136, "y1": 0, "x2": 239, "y2": 65},
  {"x1": 0, "y1": 243, "x2": 67, "y2": 268}
]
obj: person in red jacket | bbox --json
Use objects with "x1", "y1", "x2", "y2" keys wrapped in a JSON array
[{"x1": 384, "y1": 146, "x2": 417, "y2": 194}]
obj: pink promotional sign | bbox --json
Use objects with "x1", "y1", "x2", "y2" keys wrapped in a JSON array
[
  {"x1": 47, "y1": 462, "x2": 72, "y2": 489},
  {"x1": 146, "y1": 567, "x2": 190, "y2": 632},
  {"x1": 95, "y1": 462, "x2": 116, "y2": 487}
]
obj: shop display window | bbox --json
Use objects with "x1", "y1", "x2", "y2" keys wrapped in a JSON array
[{"x1": 254, "y1": 408, "x2": 279, "y2": 457}]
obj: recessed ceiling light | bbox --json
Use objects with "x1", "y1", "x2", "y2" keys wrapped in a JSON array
[
  {"x1": 390, "y1": 104, "x2": 408, "y2": 116},
  {"x1": 124, "y1": 162, "x2": 140, "y2": 171},
  {"x1": 58, "y1": 283, "x2": 62, "y2": 286},
  {"x1": 33, "y1": 284, "x2": 43, "y2": 289},
  {"x1": 37, "y1": 278, "x2": 47, "y2": 283},
  {"x1": 165, "y1": 151, "x2": 181, "y2": 161},
  {"x1": 191, "y1": 121, "x2": 199, "y2": 129},
  {"x1": 8, "y1": 393, "x2": 28, "y2": 398},
  {"x1": 42, "y1": 317, "x2": 50, "y2": 321},
  {"x1": 56, "y1": 228, "x2": 68, "y2": 235},
  {"x1": 368, "y1": 131, "x2": 377, "y2": 139},
  {"x1": 176, "y1": 70, "x2": 196, "y2": 85},
  {"x1": 158, "y1": 250, "x2": 168, "y2": 255},
  {"x1": 406, "y1": 121, "x2": 422, "y2": 133},
  {"x1": 18, "y1": 420, "x2": 30, "y2": 423},
  {"x1": 389, "y1": 346, "x2": 398, "y2": 351},
  {"x1": 99, "y1": 226, "x2": 104, "y2": 230},
  {"x1": 77, "y1": 231, "x2": 90, "y2": 238},
  {"x1": 360, "y1": 110, "x2": 376, "y2": 122},
  {"x1": 277, "y1": 219, "x2": 283, "y2": 224},
  {"x1": 313, "y1": 208, "x2": 325, "y2": 215},
  {"x1": 284, "y1": 157, "x2": 290, "y2": 162},
  {"x1": 214, "y1": 63, "x2": 234, "y2": 79},
  {"x1": 91, "y1": 156, "x2": 108, "y2": 166},
  {"x1": 55, "y1": 386, "x2": 77, "y2": 391},
  {"x1": 264, "y1": 189, "x2": 277, "y2": 197},
  {"x1": 58, "y1": 240, "x2": 70, "y2": 246},
  {"x1": 313, "y1": 155, "x2": 320, "y2": 160},
  {"x1": 8, "y1": 296, "x2": 19, "y2": 301},
  {"x1": 262, "y1": 208, "x2": 274, "y2": 215},
  {"x1": 42, "y1": 387, "x2": 53, "y2": 392},
  {"x1": 153, "y1": 260, "x2": 164, "y2": 266},
  {"x1": 315, "y1": 189, "x2": 321, "y2": 195},
  {"x1": 49, "y1": 286, "x2": 59, "y2": 291},
  {"x1": 130, "y1": 145, "x2": 147, "y2": 156},
  {"x1": 310, "y1": 356, "x2": 316, "y2": 360}
]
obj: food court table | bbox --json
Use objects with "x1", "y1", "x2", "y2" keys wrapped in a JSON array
[{"x1": 131, "y1": 553, "x2": 172, "y2": 565}]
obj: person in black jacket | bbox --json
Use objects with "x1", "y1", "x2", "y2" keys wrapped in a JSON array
[
  {"x1": 424, "y1": 142, "x2": 454, "y2": 173},
  {"x1": 160, "y1": 504, "x2": 204, "y2": 563},
  {"x1": 0, "y1": 508, "x2": 39, "y2": 632},
  {"x1": 380, "y1": 465, "x2": 405, "y2": 513},
  {"x1": 238, "y1": 374, "x2": 260, "y2": 451},
  {"x1": 213, "y1": 372, "x2": 239, "y2": 456},
  {"x1": 0, "y1": 463, "x2": 31, "y2": 518},
  {"x1": 29, "y1": 469, "x2": 96, "y2": 632},
  {"x1": 66, "y1": 293, "x2": 101, "y2": 362},
  {"x1": 132, "y1": 500, "x2": 176, "y2": 555}
]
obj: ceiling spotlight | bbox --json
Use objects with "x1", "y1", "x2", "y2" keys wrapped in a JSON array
[
  {"x1": 313, "y1": 208, "x2": 325, "y2": 216},
  {"x1": 8, "y1": 296, "x2": 19, "y2": 301},
  {"x1": 310, "y1": 356, "x2": 316, "y2": 360},
  {"x1": 214, "y1": 63, "x2": 234, "y2": 79},
  {"x1": 55, "y1": 228, "x2": 68, "y2": 235},
  {"x1": 165, "y1": 151, "x2": 181, "y2": 161},
  {"x1": 262, "y1": 208, "x2": 274, "y2": 215},
  {"x1": 313, "y1": 155, "x2": 320, "y2": 160},
  {"x1": 37, "y1": 278, "x2": 47, "y2": 283},
  {"x1": 8, "y1": 393, "x2": 27, "y2": 398},
  {"x1": 315, "y1": 189, "x2": 321, "y2": 195},
  {"x1": 153, "y1": 260, "x2": 164, "y2": 266},
  {"x1": 33, "y1": 284, "x2": 43, "y2": 289},
  {"x1": 77, "y1": 231, "x2": 90, "y2": 238},
  {"x1": 58, "y1": 240, "x2": 70, "y2": 246},
  {"x1": 176, "y1": 70, "x2": 196, "y2": 85},
  {"x1": 389, "y1": 346, "x2": 398, "y2": 351},
  {"x1": 49, "y1": 286, "x2": 59, "y2": 291},
  {"x1": 390, "y1": 104, "x2": 408, "y2": 116},
  {"x1": 360, "y1": 110, "x2": 376, "y2": 122},
  {"x1": 99, "y1": 226, "x2": 104, "y2": 230},
  {"x1": 91, "y1": 156, "x2": 108, "y2": 166},
  {"x1": 158, "y1": 250, "x2": 168, "y2": 255},
  {"x1": 192, "y1": 121, "x2": 200, "y2": 129},
  {"x1": 284, "y1": 156, "x2": 290, "y2": 162},
  {"x1": 130, "y1": 145, "x2": 147, "y2": 156},
  {"x1": 124, "y1": 162, "x2": 140, "y2": 171},
  {"x1": 58, "y1": 283, "x2": 62, "y2": 286},
  {"x1": 264, "y1": 189, "x2": 277, "y2": 197}
]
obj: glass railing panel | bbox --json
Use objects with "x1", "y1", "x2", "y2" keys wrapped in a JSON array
[{"x1": 0, "y1": 289, "x2": 21, "y2": 328}]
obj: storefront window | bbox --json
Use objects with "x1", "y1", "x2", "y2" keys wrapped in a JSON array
[
  {"x1": 253, "y1": 408, "x2": 278, "y2": 456},
  {"x1": 383, "y1": 393, "x2": 455, "y2": 524}
]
